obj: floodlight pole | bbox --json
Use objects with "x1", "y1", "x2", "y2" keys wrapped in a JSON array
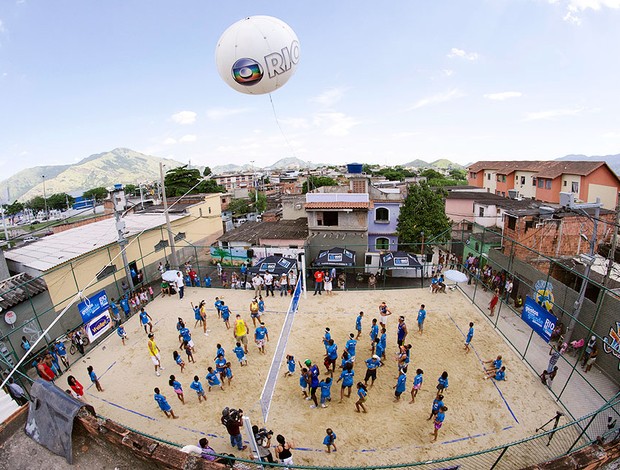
[
  {"x1": 111, "y1": 185, "x2": 134, "y2": 292},
  {"x1": 564, "y1": 197, "x2": 601, "y2": 344},
  {"x1": 160, "y1": 162, "x2": 178, "y2": 268}
]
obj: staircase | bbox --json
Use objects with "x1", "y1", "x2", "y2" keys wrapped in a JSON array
[{"x1": 0, "y1": 389, "x2": 20, "y2": 423}]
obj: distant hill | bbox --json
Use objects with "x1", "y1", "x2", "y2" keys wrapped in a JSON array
[
  {"x1": 402, "y1": 159, "x2": 463, "y2": 169},
  {"x1": 556, "y1": 153, "x2": 620, "y2": 175},
  {"x1": 2, "y1": 148, "x2": 186, "y2": 202},
  {"x1": 212, "y1": 157, "x2": 321, "y2": 174}
]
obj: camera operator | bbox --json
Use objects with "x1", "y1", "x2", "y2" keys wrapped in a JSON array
[
  {"x1": 221, "y1": 407, "x2": 247, "y2": 452},
  {"x1": 252, "y1": 425, "x2": 275, "y2": 464}
]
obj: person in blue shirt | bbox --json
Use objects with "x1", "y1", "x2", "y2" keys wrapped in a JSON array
[
  {"x1": 190, "y1": 375, "x2": 206, "y2": 403},
  {"x1": 369, "y1": 319, "x2": 379, "y2": 354},
  {"x1": 139, "y1": 308, "x2": 153, "y2": 334},
  {"x1": 428, "y1": 394, "x2": 444, "y2": 421},
  {"x1": 410, "y1": 368, "x2": 424, "y2": 403},
  {"x1": 485, "y1": 365, "x2": 507, "y2": 381},
  {"x1": 192, "y1": 303, "x2": 203, "y2": 329},
  {"x1": 299, "y1": 367, "x2": 309, "y2": 399},
  {"x1": 173, "y1": 350, "x2": 185, "y2": 373},
  {"x1": 117, "y1": 325, "x2": 128, "y2": 346},
  {"x1": 169, "y1": 374, "x2": 185, "y2": 405},
  {"x1": 417, "y1": 304, "x2": 427, "y2": 334},
  {"x1": 483, "y1": 355, "x2": 503, "y2": 375},
  {"x1": 464, "y1": 322, "x2": 474, "y2": 353},
  {"x1": 21, "y1": 336, "x2": 31, "y2": 352},
  {"x1": 364, "y1": 355, "x2": 382, "y2": 386},
  {"x1": 204, "y1": 275, "x2": 212, "y2": 287},
  {"x1": 214, "y1": 343, "x2": 225, "y2": 360},
  {"x1": 325, "y1": 340, "x2": 338, "y2": 374},
  {"x1": 255, "y1": 322, "x2": 269, "y2": 354},
  {"x1": 110, "y1": 299, "x2": 121, "y2": 327},
  {"x1": 336, "y1": 363, "x2": 355, "y2": 402},
  {"x1": 215, "y1": 354, "x2": 227, "y2": 380},
  {"x1": 432, "y1": 405, "x2": 448, "y2": 442},
  {"x1": 120, "y1": 296, "x2": 131, "y2": 319},
  {"x1": 340, "y1": 350, "x2": 352, "y2": 370},
  {"x1": 258, "y1": 296, "x2": 265, "y2": 313},
  {"x1": 394, "y1": 366, "x2": 407, "y2": 401},
  {"x1": 345, "y1": 334, "x2": 357, "y2": 361},
  {"x1": 178, "y1": 325, "x2": 194, "y2": 352},
  {"x1": 233, "y1": 342, "x2": 248, "y2": 366},
  {"x1": 220, "y1": 302, "x2": 231, "y2": 329},
  {"x1": 206, "y1": 367, "x2": 224, "y2": 391},
  {"x1": 319, "y1": 377, "x2": 332, "y2": 408},
  {"x1": 374, "y1": 338, "x2": 384, "y2": 360},
  {"x1": 323, "y1": 327, "x2": 332, "y2": 352},
  {"x1": 305, "y1": 359, "x2": 320, "y2": 408},
  {"x1": 355, "y1": 311, "x2": 364, "y2": 339},
  {"x1": 355, "y1": 382, "x2": 368, "y2": 413},
  {"x1": 397, "y1": 316, "x2": 408, "y2": 347},
  {"x1": 379, "y1": 328, "x2": 387, "y2": 360},
  {"x1": 323, "y1": 428, "x2": 337, "y2": 453},
  {"x1": 224, "y1": 362, "x2": 234, "y2": 386},
  {"x1": 284, "y1": 354, "x2": 295, "y2": 377},
  {"x1": 154, "y1": 387, "x2": 177, "y2": 418},
  {"x1": 54, "y1": 340, "x2": 69, "y2": 370},
  {"x1": 214, "y1": 297, "x2": 223, "y2": 319},
  {"x1": 436, "y1": 371, "x2": 449, "y2": 396},
  {"x1": 87, "y1": 365, "x2": 103, "y2": 392},
  {"x1": 49, "y1": 348, "x2": 61, "y2": 376}
]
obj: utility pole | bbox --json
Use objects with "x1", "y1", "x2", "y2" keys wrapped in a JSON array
[
  {"x1": 42, "y1": 175, "x2": 48, "y2": 220},
  {"x1": 110, "y1": 185, "x2": 134, "y2": 292},
  {"x1": 160, "y1": 162, "x2": 178, "y2": 268},
  {"x1": 564, "y1": 195, "x2": 602, "y2": 344}
]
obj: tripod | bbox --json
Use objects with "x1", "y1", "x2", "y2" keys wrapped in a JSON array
[{"x1": 536, "y1": 411, "x2": 564, "y2": 446}]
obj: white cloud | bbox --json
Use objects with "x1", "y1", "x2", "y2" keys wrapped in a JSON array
[
  {"x1": 523, "y1": 107, "x2": 583, "y2": 121},
  {"x1": 163, "y1": 137, "x2": 177, "y2": 145},
  {"x1": 313, "y1": 112, "x2": 360, "y2": 136},
  {"x1": 279, "y1": 117, "x2": 311, "y2": 129},
  {"x1": 602, "y1": 131, "x2": 620, "y2": 138},
  {"x1": 0, "y1": 19, "x2": 5, "y2": 34},
  {"x1": 550, "y1": 0, "x2": 620, "y2": 25},
  {"x1": 206, "y1": 107, "x2": 249, "y2": 120},
  {"x1": 484, "y1": 91, "x2": 523, "y2": 101},
  {"x1": 171, "y1": 110, "x2": 197, "y2": 125},
  {"x1": 410, "y1": 89, "x2": 464, "y2": 109},
  {"x1": 447, "y1": 48, "x2": 479, "y2": 61},
  {"x1": 310, "y1": 88, "x2": 346, "y2": 107},
  {"x1": 179, "y1": 134, "x2": 197, "y2": 143},
  {"x1": 441, "y1": 69, "x2": 454, "y2": 77}
]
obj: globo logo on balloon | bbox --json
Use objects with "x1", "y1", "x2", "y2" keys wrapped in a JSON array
[{"x1": 215, "y1": 16, "x2": 300, "y2": 95}]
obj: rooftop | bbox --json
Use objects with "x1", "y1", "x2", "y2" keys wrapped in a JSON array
[
  {"x1": 5, "y1": 213, "x2": 185, "y2": 272},
  {"x1": 0, "y1": 273, "x2": 48, "y2": 309},
  {"x1": 218, "y1": 218, "x2": 309, "y2": 244},
  {"x1": 467, "y1": 160, "x2": 619, "y2": 181},
  {"x1": 305, "y1": 201, "x2": 371, "y2": 209}
]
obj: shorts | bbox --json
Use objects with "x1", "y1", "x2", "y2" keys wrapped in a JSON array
[
  {"x1": 196, "y1": 391, "x2": 206, "y2": 398},
  {"x1": 586, "y1": 357, "x2": 596, "y2": 366},
  {"x1": 364, "y1": 369, "x2": 377, "y2": 382},
  {"x1": 151, "y1": 354, "x2": 161, "y2": 365},
  {"x1": 256, "y1": 339, "x2": 266, "y2": 348},
  {"x1": 300, "y1": 386, "x2": 308, "y2": 393},
  {"x1": 357, "y1": 396, "x2": 366, "y2": 403},
  {"x1": 434, "y1": 421, "x2": 443, "y2": 430},
  {"x1": 237, "y1": 356, "x2": 247, "y2": 363},
  {"x1": 237, "y1": 335, "x2": 248, "y2": 345},
  {"x1": 395, "y1": 390, "x2": 403, "y2": 398},
  {"x1": 251, "y1": 313, "x2": 259, "y2": 318},
  {"x1": 464, "y1": 340, "x2": 471, "y2": 346},
  {"x1": 413, "y1": 383, "x2": 422, "y2": 390},
  {"x1": 436, "y1": 384, "x2": 445, "y2": 391},
  {"x1": 187, "y1": 340, "x2": 194, "y2": 348},
  {"x1": 380, "y1": 316, "x2": 388, "y2": 326},
  {"x1": 174, "y1": 388, "x2": 183, "y2": 395}
]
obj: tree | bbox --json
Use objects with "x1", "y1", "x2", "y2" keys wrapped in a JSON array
[
  {"x1": 228, "y1": 198, "x2": 251, "y2": 215},
  {"x1": 25, "y1": 196, "x2": 46, "y2": 211},
  {"x1": 47, "y1": 193, "x2": 75, "y2": 210},
  {"x1": 396, "y1": 182, "x2": 451, "y2": 249},
  {"x1": 3, "y1": 201, "x2": 24, "y2": 216},
  {"x1": 203, "y1": 167, "x2": 212, "y2": 177},
  {"x1": 83, "y1": 187, "x2": 109, "y2": 203},
  {"x1": 124, "y1": 184, "x2": 137, "y2": 196},
  {"x1": 164, "y1": 166, "x2": 202, "y2": 197},
  {"x1": 198, "y1": 179, "x2": 226, "y2": 194},
  {"x1": 250, "y1": 191, "x2": 267, "y2": 213},
  {"x1": 420, "y1": 168, "x2": 443, "y2": 180},
  {"x1": 302, "y1": 176, "x2": 338, "y2": 194},
  {"x1": 448, "y1": 168, "x2": 467, "y2": 181}
]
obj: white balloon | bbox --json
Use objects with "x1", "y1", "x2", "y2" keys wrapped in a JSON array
[{"x1": 215, "y1": 16, "x2": 300, "y2": 95}]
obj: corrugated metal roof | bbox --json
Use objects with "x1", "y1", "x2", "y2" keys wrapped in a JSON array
[
  {"x1": 5, "y1": 213, "x2": 185, "y2": 272},
  {"x1": 0, "y1": 272, "x2": 48, "y2": 309},
  {"x1": 305, "y1": 202, "x2": 370, "y2": 209},
  {"x1": 218, "y1": 218, "x2": 308, "y2": 244}
]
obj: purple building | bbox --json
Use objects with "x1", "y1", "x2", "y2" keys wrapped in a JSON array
[{"x1": 367, "y1": 185, "x2": 404, "y2": 252}]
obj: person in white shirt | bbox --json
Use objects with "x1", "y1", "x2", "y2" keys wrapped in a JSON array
[
  {"x1": 263, "y1": 272, "x2": 274, "y2": 297},
  {"x1": 252, "y1": 273, "x2": 264, "y2": 297},
  {"x1": 176, "y1": 272, "x2": 185, "y2": 300}
]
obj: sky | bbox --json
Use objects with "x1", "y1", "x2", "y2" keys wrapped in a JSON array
[{"x1": 0, "y1": 0, "x2": 619, "y2": 177}]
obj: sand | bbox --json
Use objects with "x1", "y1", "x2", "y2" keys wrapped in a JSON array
[{"x1": 66, "y1": 286, "x2": 565, "y2": 467}]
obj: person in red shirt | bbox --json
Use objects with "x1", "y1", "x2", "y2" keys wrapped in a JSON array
[
  {"x1": 67, "y1": 375, "x2": 84, "y2": 398},
  {"x1": 37, "y1": 355, "x2": 56, "y2": 382},
  {"x1": 313, "y1": 270, "x2": 324, "y2": 296}
]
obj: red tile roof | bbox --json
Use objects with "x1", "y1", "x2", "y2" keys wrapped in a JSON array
[
  {"x1": 305, "y1": 201, "x2": 371, "y2": 209},
  {"x1": 466, "y1": 160, "x2": 617, "y2": 180}
]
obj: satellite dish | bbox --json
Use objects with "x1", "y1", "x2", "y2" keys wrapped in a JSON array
[{"x1": 4, "y1": 310, "x2": 17, "y2": 326}]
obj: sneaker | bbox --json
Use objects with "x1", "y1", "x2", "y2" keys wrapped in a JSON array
[
  {"x1": 156, "y1": 372, "x2": 161, "y2": 376},
  {"x1": 310, "y1": 405, "x2": 317, "y2": 409},
  {"x1": 305, "y1": 397, "x2": 312, "y2": 401},
  {"x1": 160, "y1": 366, "x2": 165, "y2": 371},
  {"x1": 321, "y1": 404, "x2": 327, "y2": 408}
]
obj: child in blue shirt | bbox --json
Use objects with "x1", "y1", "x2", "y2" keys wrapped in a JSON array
[
  {"x1": 233, "y1": 342, "x2": 247, "y2": 366},
  {"x1": 117, "y1": 325, "x2": 127, "y2": 346},
  {"x1": 428, "y1": 394, "x2": 444, "y2": 421},
  {"x1": 154, "y1": 387, "x2": 177, "y2": 418},
  {"x1": 173, "y1": 350, "x2": 185, "y2": 373},
  {"x1": 220, "y1": 303, "x2": 231, "y2": 329},
  {"x1": 355, "y1": 311, "x2": 363, "y2": 339},
  {"x1": 437, "y1": 371, "x2": 449, "y2": 395},
  {"x1": 87, "y1": 365, "x2": 103, "y2": 392},
  {"x1": 169, "y1": 374, "x2": 185, "y2": 404},
  {"x1": 299, "y1": 367, "x2": 309, "y2": 399},
  {"x1": 224, "y1": 362, "x2": 234, "y2": 386},
  {"x1": 284, "y1": 354, "x2": 295, "y2": 377},
  {"x1": 214, "y1": 297, "x2": 223, "y2": 318},
  {"x1": 464, "y1": 322, "x2": 474, "y2": 353},
  {"x1": 258, "y1": 296, "x2": 265, "y2": 313},
  {"x1": 323, "y1": 428, "x2": 337, "y2": 453},
  {"x1": 319, "y1": 377, "x2": 332, "y2": 407},
  {"x1": 206, "y1": 367, "x2": 224, "y2": 391},
  {"x1": 410, "y1": 368, "x2": 424, "y2": 403},
  {"x1": 394, "y1": 366, "x2": 407, "y2": 401},
  {"x1": 355, "y1": 382, "x2": 368, "y2": 413},
  {"x1": 337, "y1": 363, "x2": 355, "y2": 402},
  {"x1": 189, "y1": 376, "x2": 206, "y2": 403}
]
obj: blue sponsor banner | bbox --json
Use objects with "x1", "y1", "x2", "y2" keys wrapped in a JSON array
[
  {"x1": 86, "y1": 312, "x2": 112, "y2": 343},
  {"x1": 522, "y1": 295, "x2": 557, "y2": 343},
  {"x1": 77, "y1": 290, "x2": 110, "y2": 324}
]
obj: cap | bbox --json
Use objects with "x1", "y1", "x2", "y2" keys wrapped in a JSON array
[
  {"x1": 372, "y1": 355, "x2": 379, "y2": 360},
  {"x1": 591, "y1": 336, "x2": 596, "y2": 341},
  {"x1": 304, "y1": 359, "x2": 312, "y2": 366}
]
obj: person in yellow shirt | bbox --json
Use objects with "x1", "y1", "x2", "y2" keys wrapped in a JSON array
[
  {"x1": 249, "y1": 298, "x2": 260, "y2": 327},
  {"x1": 148, "y1": 333, "x2": 165, "y2": 376},
  {"x1": 234, "y1": 315, "x2": 249, "y2": 354}
]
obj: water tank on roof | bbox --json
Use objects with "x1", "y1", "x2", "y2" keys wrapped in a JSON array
[{"x1": 347, "y1": 163, "x2": 363, "y2": 174}]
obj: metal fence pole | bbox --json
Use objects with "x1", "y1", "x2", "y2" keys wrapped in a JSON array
[
  {"x1": 489, "y1": 446, "x2": 509, "y2": 470},
  {"x1": 566, "y1": 413, "x2": 597, "y2": 454}
]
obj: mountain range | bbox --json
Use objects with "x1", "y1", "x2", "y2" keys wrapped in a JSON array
[
  {"x1": 1, "y1": 148, "x2": 186, "y2": 202},
  {"x1": 555, "y1": 153, "x2": 620, "y2": 175}
]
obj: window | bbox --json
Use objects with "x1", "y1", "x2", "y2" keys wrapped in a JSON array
[
  {"x1": 174, "y1": 232, "x2": 186, "y2": 242},
  {"x1": 317, "y1": 211, "x2": 338, "y2": 226},
  {"x1": 507, "y1": 215, "x2": 517, "y2": 230},
  {"x1": 538, "y1": 178, "x2": 544, "y2": 188},
  {"x1": 532, "y1": 178, "x2": 537, "y2": 186},
  {"x1": 563, "y1": 181, "x2": 567, "y2": 187},
  {"x1": 479, "y1": 207, "x2": 485, "y2": 217},
  {"x1": 487, "y1": 173, "x2": 491, "y2": 181},
  {"x1": 96, "y1": 264, "x2": 117, "y2": 281},
  {"x1": 470, "y1": 172, "x2": 477, "y2": 179},
  {"x1": 154, "y1": 240, "x2": 169, "y2": 252},
  {"x1": 521, "y1": 176, "x2": 526, "y2": 185},
  {"x1": 365, "y1": 255, "x2": 373, "y2": 265},
  {"x1": 545, "y1": 180, "x2": 552, "y2": 190},
  {"x1": 572, "y1": 182, "x2": 579, "y2": 193},
  {"x1": 375, "y1": 207, "x2": 389, "y2": 223},
  {"x1": 375, "y1": 237, "x2": 390, "y2": 250}
]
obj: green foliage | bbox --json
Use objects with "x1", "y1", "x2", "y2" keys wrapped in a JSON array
[
  {"x1": 397, "y1": 182, "x2": 451, "y2": 249},
  {"x1": 83, "y1": 187, "x2": 109, "y2": 202},
  {"x1": 212, "y1": 247, "x2": 229, "y2": 262},
  {"x1": 250, "y1": 191, "x2": 267, "y2": 213},
  {"x1": 374, "y1": 166, "x2": 417, "y2": 181},
  {"x1": 427, "y1": 178, "x2": 468, "y2": 187},
  {"x1": 203, "y1": 167, "x2": 212, "y2": 177},
  {"x1": 198, "y1": 179, "x2": 226, "y2": 194},
  {"x1": 228, "y1": 198, "x2": 251, "y2": 215},
  {"x1": 2, "y1": 200, "x2": 24, "y2": 216},
  {"x1": 448, "y1": 168, "x2": 467, "y2": 180},
  {"x1": 46, "y1": 193, "x2": 75, "y2": 210},
  {"x1": 164, "y1": 166, "x2": 202, "y2": 197},
  {"x1": 302, "y1": 176, "x2": 338, "y2": 194},
  {"x1": 420, "y1": 168, "x2": 443, "y2": 180},
  {"x1": 25, "y1": 196, "x2": 46, "y2": 211},
  {"x1": 124, "y1": 184, "x2": 137, "y2": 196}
]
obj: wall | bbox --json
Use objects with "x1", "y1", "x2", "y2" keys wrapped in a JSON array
[
  {"x1": 467, "y1": 169, "x2": 484, "y2": 187},
  {"x1": 588, "y1": 184, "x2": 618, "y2": 211},
  {"x1": 583, "y1": 166, "x2": 620, "y2": 209},
  {"x1": 514, "y1": 171, "x2": 537, "y2": 198},
  {"x1": 483, "y1": 171, "x2": 497, "y2": 193},
  {"x1": 281, "y1": 196, "x2": 306, "y2": 220},
  {"x1": 473, "y1": 203, "x2": 500, "y2": 228},
  {"x1": 367, "y1": 202, "x2": 400, "y2": 251},
  {"x1": 535, "y1": 177, "x2": 563, "y2": 204},
  {"x1": 445, "y1": 198, "x2": 475, "y2": 222},
  {"x1": 561, "y1": 174, "x2": 581, "y2": 197}
]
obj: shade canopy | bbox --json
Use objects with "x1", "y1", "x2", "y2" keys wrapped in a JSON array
[
  {"x1": 444, "y1": 269, "x2": 468, "y2": 283},
  {"x1": 249, "y1": 256, "x2": 298, "y2": 276},
  {"x1": 379, "y1": 251, "x2": 422, "y2": 269},
  {"x1": 313, "y1": 247, "x2": 357, "y2": 267},
  {"x1": 162, "y1": 270, "x2": 183, "y2": 282}
]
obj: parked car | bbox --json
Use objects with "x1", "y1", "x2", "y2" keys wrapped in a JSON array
[{"x1": 23, "y1": 236, "x2": 38, "y2": 243}]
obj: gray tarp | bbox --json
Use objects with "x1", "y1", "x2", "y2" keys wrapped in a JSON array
[{"x1": 25, "y1": 379, "x2": 95, "y2": 464}]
